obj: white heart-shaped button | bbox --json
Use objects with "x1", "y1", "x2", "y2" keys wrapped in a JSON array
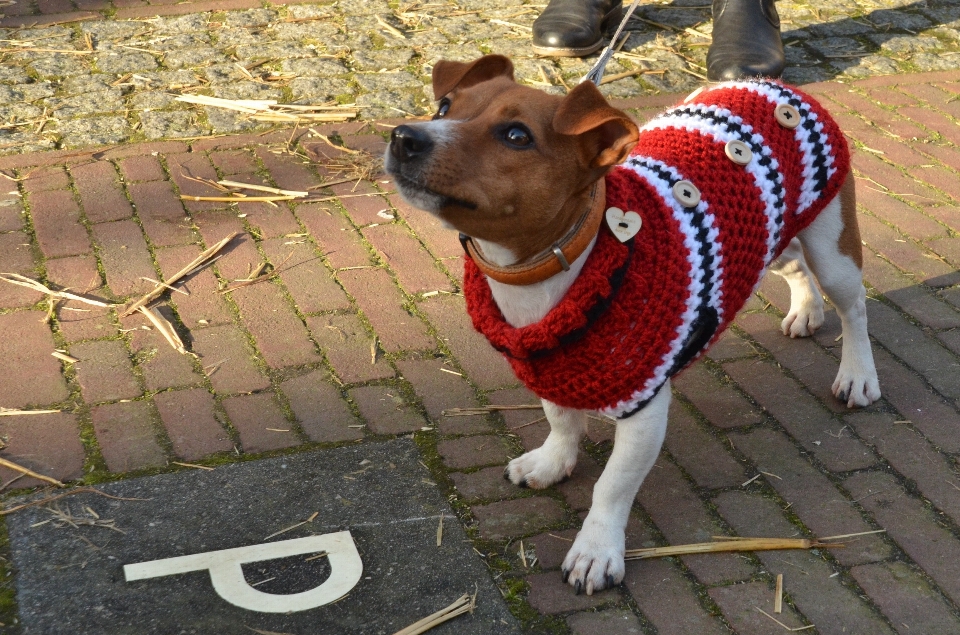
[{"x1": 605, "y1": 207, "x2": 642, "y2": 242}]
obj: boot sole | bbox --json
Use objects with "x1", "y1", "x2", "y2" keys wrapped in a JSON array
[{"x1": 531, "y1": 4, "x2": 623, "y2": 58}]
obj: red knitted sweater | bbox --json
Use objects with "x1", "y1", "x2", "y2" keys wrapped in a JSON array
[{"x1": 464, "y1": 80, "x2": 850, "y2": 418}]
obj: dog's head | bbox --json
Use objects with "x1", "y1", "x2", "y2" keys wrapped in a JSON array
[{"x1": 385, "y1": 55, "x2": 638, "y2": 262}]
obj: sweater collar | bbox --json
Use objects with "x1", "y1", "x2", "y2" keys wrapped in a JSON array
[{"x1": 458, "y1": 179, "x2": 606, "y2": 286}]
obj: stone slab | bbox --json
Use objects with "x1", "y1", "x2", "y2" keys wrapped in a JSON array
[{"x1": 6, "y1": 439, "x2": 519, "y2": 635}]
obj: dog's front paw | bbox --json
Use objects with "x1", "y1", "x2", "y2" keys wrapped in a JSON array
[
  {"x1": 833, "y1": 367, "x2": 881, "y2": 408},
  {"x1": 504, "y1": 446, "x2": 576, "y2": 489},
  {"x1": 781, "y1": 303, "x2": 824, "y2": 338},
  {"x1": 560, "y1": 521, "x2": 625, "y2": 595}
]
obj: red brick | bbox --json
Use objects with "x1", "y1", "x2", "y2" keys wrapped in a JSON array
[
  {"x1": 362, "y1": 223, "x2": 453, "y2": 294},
  {"x1": 91, "y1": 219, "x2": 156, "y2": 298},
  {"x1": 229, "y1": 189, "x2": 299, "y2": 239},
  {"x1": 29, "y1": 190, "x2": 91, "y2": 258},
  {"x1": 0, "y1": 311, "x2": 69, "y2": 408},
  {"x1": 193, "y1": 214, "x2": 258, "y2": 282},
  {"x1": 856, "y1": 135, "x2": 930, "y2": 169},
  {"x1": 222, "y1": 392, "x2": 300, "y2": 453},
  {"x1": 261, "y1": 237, "x2": 350, "y2": 314},
  {"x1": 37, "y1": 0, "x2": 72, "y2": 12},
  {"x1": 335, "y1": 180, "x2": 393, "y2": 227},
  {"x1": 127, "y1": 181, "x2": 194, "y2": 247},
  {"x1": 899, "y1": 106, "x2": 960, "y2": 146},
  {"x1": 208, "y1": 150, "x2": 258, "y2": 176},
  {"x1": 231, "y1": 283, "x2": 320, "y2": 368},
  {"x1": 825, "y1": 90, "x2": 927, "y2": 140},
  {"x1": 731, "y1": 428, "x2": 890, "y2": 565},
  {"x1": 437, "y1": 434, "x2": 513, "y2": 470},
  {"x1": 857, "y1": 185, "x2": 946, "y2": 241},
  {"x1": 863, "y1": 86, "x2": 919, "y2": 108},
  {"x1": 0, "y1": 232, "x2": 42, "y2": 308},
  {"x1": 927, "y1": 234, "x2": 960, "y2": 267},
  {"x1": 387, "y1": 191, "x2": 463, "y2": 261},
  {"x1": 305, "y1": 314, "x2": 394, "y2": 384},
  {"x1": 165, "y1": 152, "x2": 223, "y2": 214},
  {"x1": 71, "y1": 339, "x2": 141, "y2": 404},
  {"x1": 723, "y1": 359, "x2": 877, "y2": 471},
  {"x1": 529, "y1": 528, "x2": 582, "y2": 570},
  {"x1": 45, "y1": 255, "x2": 116, "y2": 342},
  {"x1": 340, "y1": 134, "x2": 387, "y2": 155},
  {"x1": 639, "y1": 458, "x2": 755, "y2": 585},
  {"x1": 860, "y1": 214, "x2": 959, "y2": 286},
  {"x1": 337, "y1": 267, "x2": 435, "y2": 353},
  {"x1": 908, "y1": 164, "x2": 960, "y2": 203},
  {"x1": 567, "y1": 609, "x2": 643, "y2": 635},
  {"x1": 75, "y1": 0, "x2": 110, "y2": 9},
  {"x1": 70, "y1": 160, "x2": 133, "y2": 224},
  {"x1": 0, "y1": 412, "x2": 84, "y2": 487},
  {"x1": 0, "y1": 0, "x2": 36, "y2": 15},
  {"x1": 709, "y1": 582, "x2": 811, "y2": 635},
  {"x1": 850, "y1": 561, "x2": 960, "y2": 634},
  {"x1": 190, "y1": 131, "x2": 292, "y2": 153},
  {"x1": 153, "y1": 245, "x2": 234, "y2": 328},
  {"x1": 845, "y1": 471, "x2": 960, "y2": 607},
  {"x1": 349, "y1": 384, "x2": 424, "y2": 435},
  {"x1": 527, "y1": 571, "x2": 617, "y2": 614},
  {"x1": 491, "y1": 387, "x2": 552, "y2": 449},
  {"x1": 154, "y1": 388, "x2": 232, "y2": 460},
  {"x1": 91, "y1": 401, "x2": 167, "y2": 473},
  {"x1": 255, "y1": 147, "x2": 321, "y2": 192},
  {"x1": 471, "y1": 497, "x2": 566, "y2": 540},
  {"x1": 190, "y1": 325, "x2": 270, "y2": 395},
  {"x1": 737, "y1": 311, "x2": 851, "y2": 412},
  {"x1": 872, "y1": 347, "x2": 960, "y2": 453},
  {"x1": 714, "y1": 490, "x2": 896, "y2": 635},
  {"x1": 862, "y1": 248, "x2": 960, "y2": 330},
  {"x1": 673, "y1": 361, "x2": 765, "y2": 428},
  {"x1": 118, "y1": 154, "x2": 166, "y2": 182},
  {"x1": 123, "y1": 310, "x2": 202, "y2": 391},
  {"x1": 449, "y1": 466, "x2": 519, "y2": 501},
  {"x1": 853, "y1": 154, "x2": 945, "y2": 209},
  {"x1": 99, "y1": 142, "x2": 189, "y2": 162},
  {"x1": 21, "y1": 166, "x2": 69, "y2": 194},
  {"x1": 664, "y1": 401, "x2": 745, "y2": 489},
  {"x1": 554, "y1": 453, "x2": 601, "y2": 512},
  {"x1": 296, "y1": 204, "x2": 372, "y2": 270},
  {"x1": 279, "y1": 370, "x2": 362, "y2": 443},
  {"x1": 420, "y1": 294, "x2": 516, "y2": 389},
  {"x1": 624, "y1": 557, "x2": 728, "y2": 635},
  {"x1": 866, "y1": 300, "x2": 960, "y2": 399},
  {"x1": 705, "y1": 328, "x2": 759, "y2": 361},
  {"x1": 849, "y1": 411, "x2": 960, "y2": 526},
  {"x1": 396, "y1": 358, "x2": 489, "y2": 434},
  {"x1": 0, "y1": 191, "x2": 24, "y2": 232}
]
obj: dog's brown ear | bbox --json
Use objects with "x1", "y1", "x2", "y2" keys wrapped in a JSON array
[
  {"x1": 432, "y1": 55, "x2": 515, "y2": 100},
  {"x1": 554, "y1": 81, "x2": 639, "y2": 169}
]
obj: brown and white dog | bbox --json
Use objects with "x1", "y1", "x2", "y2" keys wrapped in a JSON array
[{"x1": 385, "y1": 55, "x2": 881, "y2": 595}]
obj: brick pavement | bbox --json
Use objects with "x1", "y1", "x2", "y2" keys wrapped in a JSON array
[{"x1": 1, "y1": 69, "x2": 960, "y2": 632}]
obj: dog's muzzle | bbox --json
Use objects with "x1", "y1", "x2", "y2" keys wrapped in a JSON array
[{"x1": 389, "y1": 125, "x2": 434, "y2": 163}]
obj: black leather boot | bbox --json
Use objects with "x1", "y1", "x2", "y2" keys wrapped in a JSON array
[
  {"x1": 707, "y1": 0, "x2": 785, "y2": 81},
  {"x1": 532, "y1": 0, "x2": 623, "y2": 57}
]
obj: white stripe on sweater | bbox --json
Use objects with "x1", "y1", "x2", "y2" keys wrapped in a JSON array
[
  {"x1": 607, "y1": 156, "x2": 723, "y2": 418},
  {"x1": 642, "y1": 103, "x2": 784, "y2": 267}
]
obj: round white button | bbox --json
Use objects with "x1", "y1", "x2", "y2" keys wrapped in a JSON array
[
  {"x1": 672, "y1": 180, "x2": 701, "y2": 207},
  {"x1": 724, "y1": 139, "x2": 753, "y2": 165},
  {"x1": 775, "y1": 103, "x2": 801, "y2": 129}
]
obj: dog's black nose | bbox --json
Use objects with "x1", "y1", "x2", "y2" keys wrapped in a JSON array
[{"x1": 390, "y1": 125, "x2": 433, "y2": 162}]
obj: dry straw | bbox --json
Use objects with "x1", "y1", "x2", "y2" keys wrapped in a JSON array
[{"x1": 392, "y1": 592, "x2": 477, "y2": 635}]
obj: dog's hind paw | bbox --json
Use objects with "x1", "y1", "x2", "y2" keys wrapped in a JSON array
[
  {"x1": 781, "y1": 303, "x2": 824, "y2": 338},
  {"x1": 561, "y1": 522, "x2": 625, "y2": 596},
  {"x1": 505, "y1": 446, "x2": 576, "y2": 490},
  {"x1": 833, "y1": 369, "x2": 881, "y2": 408}
]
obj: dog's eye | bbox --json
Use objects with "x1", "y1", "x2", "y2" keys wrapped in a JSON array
[
  {"x1": 434, "y1": 98, "x2": 451, "y2": 119},
  {"x1": 503, "y1": 126, "x2": 533, "y2": 148}
]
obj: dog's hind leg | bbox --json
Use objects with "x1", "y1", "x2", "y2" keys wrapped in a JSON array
[
  {"x1": 504, "y1": 399, "x2": 586, "y2": 489},
  {"x1": 769, "y1": 237, "x2": 825, "y2": 338},
  {"x1": 561, "y1": 382, "x2": 671, "y2": 595},
  {"x1": 796, "y1": 174, "x2": 881, "y2": 408}
]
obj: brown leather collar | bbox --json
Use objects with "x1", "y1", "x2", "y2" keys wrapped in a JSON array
[{"x1": 459, "y1": 179, "x2": 606, "y2": 286}]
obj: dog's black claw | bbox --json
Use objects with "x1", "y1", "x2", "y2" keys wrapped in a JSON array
[
  {"x1": 605, "y1": 574, "x2": 616, "y2": 589},
  {"x1": 557, "y1": 474, "x2": 570, "y2": 484},
  {"x1": 503, "y1": 468, "x2": 511, "y2": 481},
  {"x1": 574, "y1": 580, "x2": 583, "y2": 595},
  {"x1": 517, "y1": 477, "x2": 529, "y2": 489},
  {"x1": 561, "y1": 569, "x2": 570, "y2": 583},
  {"x1": 838, "y1": 389, "x2": 848, "y2": 403}
]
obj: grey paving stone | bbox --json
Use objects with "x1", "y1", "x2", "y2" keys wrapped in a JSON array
[{"x1": 6, "y1": 439, "x2": 520, "y2": 635}]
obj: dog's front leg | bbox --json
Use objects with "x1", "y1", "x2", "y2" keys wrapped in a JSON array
[
  {"x1": 505, "y1": 400, "x2": 585, "y2": 489},
  {"x1": 562, "y1": 381, "x2": 671, "y2": 595}
]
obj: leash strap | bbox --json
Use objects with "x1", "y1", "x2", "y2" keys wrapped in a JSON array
[{"x1": 579, "y1": 0, "x2": 643, "y2": 86}]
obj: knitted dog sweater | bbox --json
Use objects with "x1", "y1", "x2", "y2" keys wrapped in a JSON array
[{"x1": 464, "y1": 80, "x2": 850, "y2": 418}]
